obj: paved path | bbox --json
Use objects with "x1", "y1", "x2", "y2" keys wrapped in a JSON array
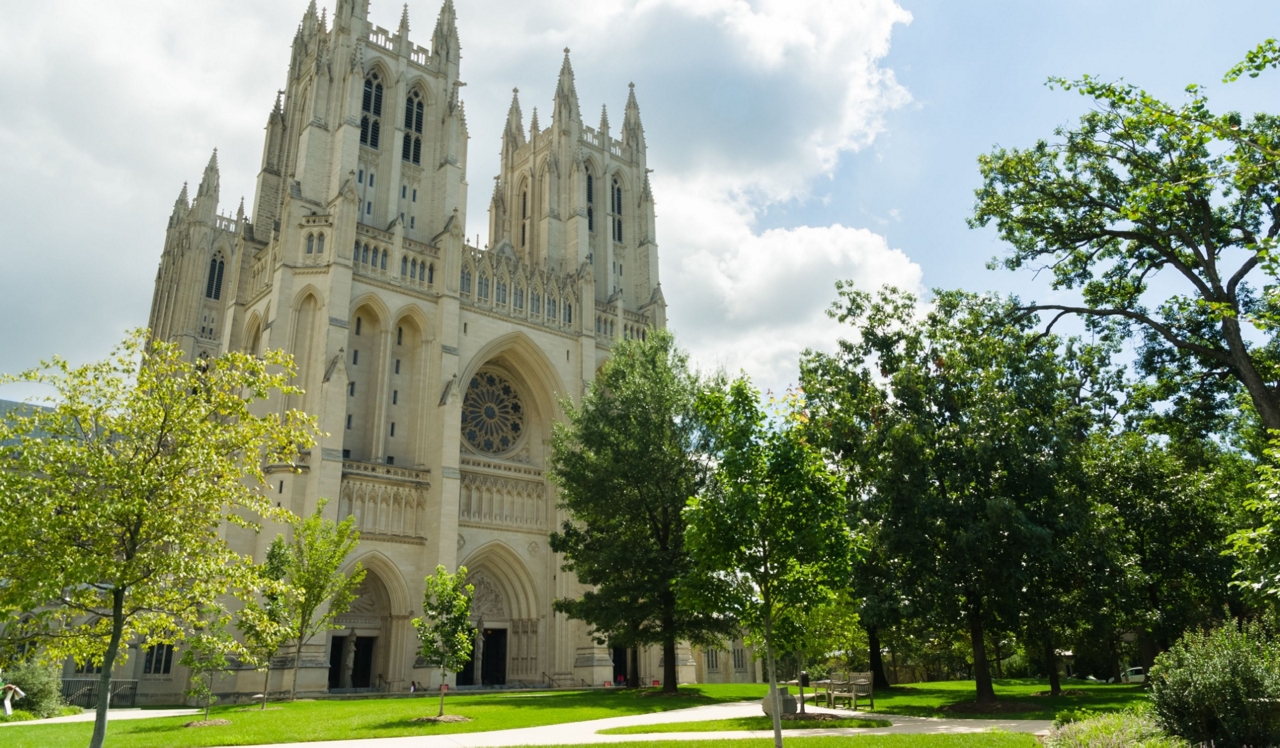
[
  {"x1": 0, "y1": 707, "x2": 201, "y2": 727},
  {"x1": 232, "y1": 701, "x2": 1053, "y2": 748}
]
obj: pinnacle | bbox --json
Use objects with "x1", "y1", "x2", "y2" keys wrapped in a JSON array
[
  {"x1": 399, "y1": 3, "x2": 410, "y2": 32},
  {"x1": 206, "y1": 148, "x2": 219, "y2": 171},
  {"x1": 599, "y1": 104, "x2": 610, "y2": 132}
]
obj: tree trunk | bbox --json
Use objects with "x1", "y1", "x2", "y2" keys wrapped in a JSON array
[
  {"x1": 1222, "y1": 316, "x2": 1280, "y2": 431},
  {"x1": 1138, "y1": 633, "x2": 1157, "y2": 677},
  {"x1": 89, "y1": 587, "x2": 126, "y2": 748},
  {"x1": 291, "y1": 636, "x2": 304, "y2": 700},
  {"x1": 993, "y1": 636, "x2": 1003, "y2": 681},
  {"x1": 261, "y1": 663, "x2": 271, "y2": 710},
  {"x1": 763, "y1": 612, "x2": 783, "y2": 748},
  {"x1": 868, "y1": 627, "x2": 891, "y2": 690},
  {"x1": 1108, "y1": 639, "x2": 1122, "y2": 684},
  {"x1": 628, "y1": 648, "x2": 640, "y2": 688},
  {"x1": 966, "y1": 602, "x2": 996, "y2": 705},
  {"x1": 1043, "y1": 636, "x2": 1061, "y2": 697},
  {"x1": 438, "y1": 671, "x2": 447, "y2": 717},
  {"x1": 662, "y1": 634, "x2": 677, "y2": 694},
  {"x1": 205, "y1": 673, "x2": 213, "y2": 720}
]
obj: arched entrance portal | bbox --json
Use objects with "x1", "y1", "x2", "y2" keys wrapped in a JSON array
[
  {"x1": 454, "y1": 544, "x2": 542, "y2": 688},
  {"x1": 328, "y1": 571, "x2": 391, "y2": 691}
]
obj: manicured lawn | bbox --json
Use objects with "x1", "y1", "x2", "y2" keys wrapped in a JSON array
[
  {"x1": 598, "y1": 716, "x2": 892, "y2": 733},
  {"x1": 551, "y1": 737, "x2": 1039, "y2": 748},
  {"x1": 0, "y1": 685, "x2": 765, "y2": 748},
  {"x1": 859, "y1": 678, "x2": 1147, "y2": 720}
]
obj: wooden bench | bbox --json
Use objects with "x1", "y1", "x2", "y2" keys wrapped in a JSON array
[{"x1": 827, "y1": 671, "x2": 874, "y2": 711}]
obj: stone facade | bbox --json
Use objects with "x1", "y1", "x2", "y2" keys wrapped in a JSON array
[{"x1": 139, "y1": 0, "x2": 709, "y2": 701}]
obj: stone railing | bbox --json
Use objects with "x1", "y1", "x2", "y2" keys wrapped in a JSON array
[
  {"x1": 458, "y1": 469, "x2": 546, "y2": 532},
  {"x1": 338, "y1": 461, "x2": 431, "y2": 540}
]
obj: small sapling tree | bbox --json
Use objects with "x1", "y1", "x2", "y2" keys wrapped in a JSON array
[{"x1": 412, "y1": 565, "x2": 474, "y2": 718}]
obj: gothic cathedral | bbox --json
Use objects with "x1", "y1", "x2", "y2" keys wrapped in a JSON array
[{"x1": 143, "y1": 0, "x2": 713, "y2": 698}]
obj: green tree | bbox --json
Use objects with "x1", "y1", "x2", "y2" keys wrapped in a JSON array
[
  {"x1": 970, "y1": 64, "x2": 1280, "y2": 434},
  {"x1": 686, "y1": 379, "x2": 852, "y2": 748},
  {"x1": 806, "y1": 287, "x2": 1073, "y2": 705},
  {"x1": 237, "y1": 536, "x2": 294, "y2": 710},
  {"x1": 412, "y1": 565, "x2": 474, "y2": 717},
  {"x1": 0, "y1": 330, "x2": 314, "y2": 748},
  {"x1": 549, "y1": 330, "x2": 730, "y2": 692},
  {"x1": 276, "y1": 502, "x2": 365, "y2": 700},
  {"x1": 179, "y1": 606, "x2": 239, "y2": 721}
]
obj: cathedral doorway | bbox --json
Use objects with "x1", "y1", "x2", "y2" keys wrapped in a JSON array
[
  {"x1": 455, "y1": 627, "x2": 508, "y2": 686},
  {"x1": 328, "y1": 570, "x2": 392, "y2": 692}
]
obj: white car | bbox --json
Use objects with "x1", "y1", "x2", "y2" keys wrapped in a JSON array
[{"x1": 1121, "y1": 666, "x2": 1145, "y2": 684}]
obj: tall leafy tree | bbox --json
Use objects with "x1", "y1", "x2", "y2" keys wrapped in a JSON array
[
  {"x1": 277, "y1": 502, "x2": 365, "y2": 700},
  {"x1": 412, "y1": 565, "x2": 474, "y2": 717},
  {"x1": 1080, "y1": 432, "x2": 1238, "y2": 669},
  {"x1": 686, "y1": 379, "x2": 852, "y2": 748},
  {"x1": 0, "y1": 331, "x2": 314, "y2": 748},
  {"x1": 805, "y1": 287, "x2": 1072, "y2": 705},
  {"x1": 549, "y1": 330, "x2": 730, "y2": 692},
  {"x1": 970, "y1": 63, "x2": 1280, "y2": 433}
]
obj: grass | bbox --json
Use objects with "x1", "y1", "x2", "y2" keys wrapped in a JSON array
[
  {"x1": 861, "y1": 678, "x2": 1148, "y2": 720},
  {"x1": 598, "y1": 715, "x2": 892, "y2": 733},
  {"x1": 0, "y1": 679, "x2": 1142, "y2": 746},
  {"x1": 548, "y1": 737, "x2": 1039, "y2": 748},
  {"x1": 0, "y1": 684, "x2": 765, "y2": 748}
]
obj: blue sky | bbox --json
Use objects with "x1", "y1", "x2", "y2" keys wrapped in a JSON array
[{"x1": 1, "y1": 0, "x2": 1278, "y2": 399}]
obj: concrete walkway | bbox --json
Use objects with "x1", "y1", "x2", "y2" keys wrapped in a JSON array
[
  {"x1": 233, "y1": 701, "x2": 1053, "y2": 748},
  {"x1": 0, "y1": 707, "x2": 201, "y2": 727}
]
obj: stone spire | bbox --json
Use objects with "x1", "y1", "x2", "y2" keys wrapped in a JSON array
[
  {"x1": 197, "y1": 149, "x2": 220, "y2": 200},
  {"x1": 553, "y1": 48, "x2": 580, "y2": 125},
  {"x1": 623, "y1": 82, "x2": 645, "y2": 151},
  {"x1": 398, "y1": 3, "x2": 410, "y2": 35},
  {"x1": 599, "y1": 104, "x2": 610, "y2": 136},
  {"x1": 432, "y1": 0, "x2": 460, "y2": 70},
  {"x1": 169, "y1": 182, "x2": 190, "y2": 228},
  {"x1": 529, "y1": 107, "x2": 540, "y2": 141},
  {"x1": 504, "y1": 88, "x2": 526, "y2": 147}
]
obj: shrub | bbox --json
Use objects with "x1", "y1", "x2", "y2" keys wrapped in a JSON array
[
  {"x1": 1149, "y1": 619, "x2": 1280, "y2": 748},
  {"x1": 2, "y1": 661, "x2": 67, "y2": 719},
  {"x1": 0, "y1": 709, "x2": 36, "y2": 723},
  {"x1": 1053, "y1": 707, "x2": 1098, "y2": 727},
  {"x1": 1045, "y1": 709, "x2": 1185, "y2": 748}
]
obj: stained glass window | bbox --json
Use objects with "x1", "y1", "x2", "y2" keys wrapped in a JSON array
[{"x1": 461, "y1": 371, "x2": 525, "y2": 454}]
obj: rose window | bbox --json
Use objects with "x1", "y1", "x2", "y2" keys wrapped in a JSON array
[{"x1": 461, "y1": 371, "x2": 525, "y2": 454}]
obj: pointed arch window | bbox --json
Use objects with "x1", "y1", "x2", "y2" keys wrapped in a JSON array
[
  {"x1": 612, "y1": 177, "x2": 624, "y2": 242},
  {"x1": 402, "y1": 90, "x2": 424, "y2": 165},
  {"x1": 461, "y1": 266, "x2": 472, "y2": 295},
  {"x1": 402, "y1": 256, "x2": 409, "y2": 276},
  {"x1": 520, "y1": 187, "x2": 529, "y2": 248},
  {"x1": 547, "y1": 297, "x2": 558, "y2": 321},
  {"x1": 478, "y1": 274, "x2": 491, "y2": 300},
  {"x1": 381, "y1": 249, "x2": 388, "y2": 270},
  {"x1": 361, "y1": 244, "x2": 370, "y2": 264},
  {"x1": 531, "y1": 291, "x2": 542, "y2": 316},
  {"x1": 360, "y1": 72, "x2": 384, "y2": 149},
  {"x1": 565, "y1": 302, "x2": 572, "y2": 324},
  {"x1": 205, "y1": 254, "x2": 225, "y2": 300},
  {"x1": 306, "y1": 234, "x2": 315, "y2": 254},
  {"x1": 496, "y1": 278, "x2": 508, "y2": 305},
  {"x1": 514, "y1": 285, "x2": 525, "y2": 310},
  {"x1": 316, "y1": 234, "x2": 325, "y2": 254},
  {"x1": 427, "y1": 262, "x2": 434, "y2": 284}
]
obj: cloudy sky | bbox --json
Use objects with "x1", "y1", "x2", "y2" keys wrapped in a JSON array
[{"x1": 2, "y1": 0, "x2": 1280, "y2": 398}]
